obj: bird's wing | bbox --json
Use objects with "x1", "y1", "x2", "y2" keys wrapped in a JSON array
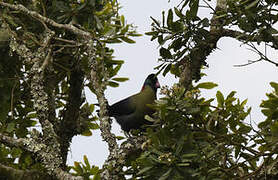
[{"x1": 108, "y1": 93, "x2": 138, "y2": 116}]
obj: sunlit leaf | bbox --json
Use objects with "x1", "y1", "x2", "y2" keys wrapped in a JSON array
[{"x1": 196, "y1": 82, "x2": 218, "y2": 89}]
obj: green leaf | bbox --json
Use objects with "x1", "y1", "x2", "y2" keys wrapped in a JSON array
[
  {"x1": 227, "y1": 91, "x2": 236, "y2": 99},
  {"x1": 159, "y1": 168, "x2": 172, "y2": 180},
  {"x1": 235, "y1": 146, "x2": 241, "y2": 159},
  {"x1": 111, "y1": 77, "x2": 129, "y2": 82},
  {"x1": 93, "y1": 173, "x2": 101, "y2": 180},
  {"x1": 160, "y1": 47, "x2": 172, "y2": 59},
  {"x1": 158, "y1": 35, "x2": 163, "y2": 45},
  {"x1": 26, "y1": 112, "x2": 37, "y2": 118},
  {"x1": 245, "y1": 0, "x2": 259, "y2": 9},
  {"x1": 177, "y1": 163, "x2": 190, "y2": 167},
  {"x1": 216, "y1": 91, "x2": 224, "y2": 107},
  {"x1": 171, "y1": 38, "x2": 183, "y2": 51},
  {"x1": 163, "y1": 64, "x2": 171, "y2": 76},
  {"x1": 120, "y1": 15, "x2": 125, "y2": 26},
  {"x1": 104, "y1": 38, "x2": 122, "y2": 43},
  {"x1": 108, "y1": 81, "x2": 119, "y2": 87},
  {"x1": 208, "y1": 167, "x2": 221, "y2": 173},
  {"x1": 90, "y1": 166, "x2": 100, "y2": 175},
  {"x1": 238, "y1": 124, "x2": 252, "y2": 134},
  {"x1": 119, "y1": 36, "x2": 135, "y2": 44},
  {"x1": 110, "y1": 60, "x2": 124, "y2": 65},
  {"x1": 116, "y1": 136, "x2": 125, "y2": 140},
  {"x1": 110, "y1": 64, "x2": 122, "y2": 77},
  {"x1": 145, "y1": 31, "x2": 157, "y2": 36},
  {"x1": 26, "y1": 120, "x2": 37, "y2": 127},
  {"x1": 182, "y1": 153, "x2": 198, "y2": 158},
  {"x1": 74, "y1": 162, "x2": 83, "y2": 174},
  {"x1": 175, "y1": 136, "x2": 184, "y2": 155},
  {"x1": 196, "y1": 82, "x2": 218, "y2": 89},
  {"x1": 11, "y1": 148, "x2": 22, "y2": 158},
  {"x1": 189, "y1": 0, "x2": 199, "y2": 18},
  {"x1": 150, "y1": 16, "x2": 160, "y2": 27},
  {"x1": 167, "y1": 9, "x2": 173, "y2": 27},
  {"x1": 174, "y1": 7, "x2": 183, "y2": 18},
  {"x1": 89, "y1": 123, "x2": 100, "y2": 130},
  {"x1": 137, "y1": 166, "x2": 153, "y2": 175},
  {"x1": 89, "y1": 104, "x2": 95, "y2": 113},
  {"x1": 270, "y1": 82, "x2": 278, "y2": 93},
  {"x1": 145, "y1": 115, "x2": 155, "y2": 122},
  {"x1": 162, "y1": 11, "x2": 165, "y2": 27},
  {"x1": 6, "y1": 123, "x2": 15, "y2": 133},
  {"x1": 82, "y1": 129, "x2": 92, "y2": 136},
  {"x1": 83, "y1": 155, "x2": 90, "y2": 169},
  {"x1": 128, "y1": 33, "x2": 142, "y2": 37},
  {"x1": 270, "y1": 122, "x2": 278, "y2": 136},
  {"x1": 241, "y1": 99, "x2": 248, "y2": 107},
  {"x1": 201, "y1": 18, "x2": 210, "y2": 27},
  {"x1": 95, "y1": 16, "x2": 104, "y2": 30},
  {"x1": 261, "y1": 109, "x2": 271, "y2": 117},
  {"x1": 171, "y1": 21, "x2": 184, "y2": 33}
]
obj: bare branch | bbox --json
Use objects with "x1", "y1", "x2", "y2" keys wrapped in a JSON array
[
  {"x1": 233, "y1": 59, "x2": 262, "y2": 67},
  {"x1": 234, "y1": 43, "x2": 278, "y2": 67}
]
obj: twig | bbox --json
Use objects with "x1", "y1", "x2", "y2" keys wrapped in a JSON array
[
  {"x1": 10, "y1": 81, "x2": 18, "y2": 119},
  {"x1": 53, "y1": 37, "x2": 78, "y2": 44},
  {"x1": 203, "y1": 0, "x2": 216, "y2": 13},
  {"x1": 233, "y1": 59, "x2": 262, "y2": 67}
]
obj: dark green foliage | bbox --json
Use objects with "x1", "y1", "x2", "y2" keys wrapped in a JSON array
[
  {"x1": 71, "y1": 155, "x2": 100, "y2": 180},
  {"x1": 123, "y1": 84, "x2": 254, "y2": 179}
]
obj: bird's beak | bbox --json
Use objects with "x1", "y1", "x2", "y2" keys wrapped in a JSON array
[{"x1": 156, "y1": 81, "x2": 160, "y2": 88}]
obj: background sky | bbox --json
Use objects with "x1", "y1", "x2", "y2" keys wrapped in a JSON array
[{"x1": 67, "y1": 0, "x2": 278, "y2": 167}]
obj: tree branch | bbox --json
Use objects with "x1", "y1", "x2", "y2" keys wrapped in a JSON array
[
  {"x1": 0, "y1": 2, "x2": 91, "y2": 38},
  {"x1": 0, "y1": 133, "x2": 30, "y2": 152},
  {"x1": 8, "y1": 27, "x2": 84, "y2": 180},
  {"x1": 0, "y1": 163, "x2": 54, "y2": 180},
  {"x1": 87, "y1": 40, "x2": 122, "y2": 179},
  {"x1": 221, "y1": 29, "x2": 278, "y2": 44}
]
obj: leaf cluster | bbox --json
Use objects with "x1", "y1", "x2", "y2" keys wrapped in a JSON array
[
  {"x1": 71, "y1": 155, "x2": 100, "y2": 180},
  {"x1": 110, "y1": 81, "x2": 278, "y2": 179},
  {"x1": 146, "y1": 0, "x2": 278, "y2": 80}
]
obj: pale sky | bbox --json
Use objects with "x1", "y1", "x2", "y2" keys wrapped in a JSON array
[{"x1": 68, "y1": 0, "x2": 278, "y2": 167}]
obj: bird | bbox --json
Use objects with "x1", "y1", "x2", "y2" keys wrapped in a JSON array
[{"x1": 107, "y1": 74, "x2": 160, "y2": 132}]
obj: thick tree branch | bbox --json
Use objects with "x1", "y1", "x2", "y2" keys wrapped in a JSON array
[
  {"x1": 0, "y1": 2, "x2": 91, "y2": 38},
  {"x1": 221, "y1": 29, "x2": 278, "y2": 43},
  {"x1": 0, "y1": 133, "x2": 30, "y2": 152},
  {"x1": 0, "y1": 163, "x2": 54, "y2": 180},
  {"x1": 87, "y1": 41, "x2": 122, "y2": 179},
  {"x1": 8, "y1": 28, "x2": 83, "y2": 180},
  {"x1": 179, "y1": 0, "x2": 226, "y2": 86},
  {"x1": 29, "y1": 36, "x2": 83, "y2": 180}
]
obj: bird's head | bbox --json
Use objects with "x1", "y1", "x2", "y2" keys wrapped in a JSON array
[{"x1": 141, "y1": 74, "x2": 160, "y2": 92}]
